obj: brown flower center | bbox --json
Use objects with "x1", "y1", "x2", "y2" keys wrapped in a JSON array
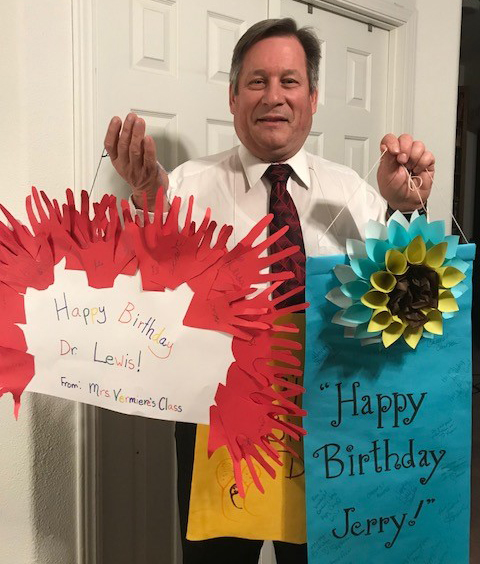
[{"x1": 388, "y1": 265, "x2": 439, "y2": 328}]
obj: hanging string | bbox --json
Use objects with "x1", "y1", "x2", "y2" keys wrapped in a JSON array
[
  {"x1": 89, "y1": 149, "x2": 109, "y2": 197},
  {"x1": 318, "y1": 150, "x2": 470, "y2": 247},
  {"x1": 425, "y1": 169, "x2": 469, "y2": 245},
  {"x1": 317, "y1": 148, "x2": 388, "y2": 246},
  {"x1": 400, "y1": 164, "x2": 428, "y2": 218}
]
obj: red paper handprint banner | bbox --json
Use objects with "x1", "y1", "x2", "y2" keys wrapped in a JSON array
[{"x1": 0, "y1": 188, "x2": 306, "y2": 492}]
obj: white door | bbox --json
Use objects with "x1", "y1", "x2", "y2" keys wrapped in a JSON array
[
  {"x1": 95, "y1": 0, "x2": 267, "y2": 200},
  {"x1": 281, "y1": 0, "x2": 389, "y2": 179},
  {"x1": 94, "y1": 1, "x2": 268, "y2": 563},
  {"x1": 91, "y1": 1, "x2": 391, "y2": 563}
]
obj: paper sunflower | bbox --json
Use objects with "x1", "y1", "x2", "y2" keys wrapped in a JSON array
[{"x1": 326, "y1": 211, "x2": 469, "y2": 349}]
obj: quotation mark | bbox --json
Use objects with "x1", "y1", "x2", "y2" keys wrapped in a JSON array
[
  {"x1": 408, "y1": 498, "x2": 436, "y2": 526},
  {"x1": 320, "y1": 382, "x2": 330, "y2": 391}
]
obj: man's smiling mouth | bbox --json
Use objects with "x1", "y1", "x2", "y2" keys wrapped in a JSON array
[{"x1": 257, "y1": 116, "x2": 288, "y2": 123}]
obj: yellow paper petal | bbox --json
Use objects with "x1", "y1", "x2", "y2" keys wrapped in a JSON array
[
  {"x1": 361, "y1": 290, "x2": 389, "y2": 309},
  {"x1": 385, "y1": 249, "x2": 408, "y2": 275},
  {"x1": 368, "y1": 308, "x2": 393, "y2": 332},
  {"x1": 404, "y1": 236, "x2": 426, "y2": 265},
  {"x1": 424, "y1": 309, "x2": 443, "y2": 335},
  {"x1": 437, "y1": 266, "x2": 466, "y2": 289},
  {"x1": 403, "y1": 326, "x2": 423, "y2": 349},
  {"x1": 382, "y1": 321, "x2": 405, "y2": 348},
  {"x1": 370, "y1": 271, "x2": 396, "y2": 293},
  {"x1": 437, "y1": 290, "x2": 459, "y2": 313},
  {"x1": 424, "y1": 242, "x2": 448, "y2": 268}
]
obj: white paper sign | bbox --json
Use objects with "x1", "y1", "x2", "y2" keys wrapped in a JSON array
[{"x1": 23, "y1": 261, "x2": 234, "y2": 423}]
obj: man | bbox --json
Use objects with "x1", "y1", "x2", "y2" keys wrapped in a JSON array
[{"x1": 104, "y1": 18, "x2": 435, "y2": 563}]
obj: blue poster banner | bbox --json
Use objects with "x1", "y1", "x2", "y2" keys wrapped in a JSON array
[{"x1": 304, "y1": 244, "x2": 475, "y2": 564}]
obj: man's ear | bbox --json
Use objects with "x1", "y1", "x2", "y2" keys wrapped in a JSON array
[
  {"x1": 310, "y1": 88, "x2": 318, "y2": 115},
  {"x1": 229, "y1": 83, "x2": 236, "y2": 115}
]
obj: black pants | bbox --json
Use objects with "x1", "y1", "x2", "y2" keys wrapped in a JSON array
[{"x1": 175, "y1": 422, "x2": 308, "y2": 563}]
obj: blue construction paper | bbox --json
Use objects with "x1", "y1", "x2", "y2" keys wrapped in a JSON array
[{"x1": 304, "y1": 244, "x2": 475, "y2": 564}]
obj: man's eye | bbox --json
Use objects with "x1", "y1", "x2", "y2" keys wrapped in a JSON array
[
  {"x1": 249, "y1": 79, "x2": 265, "y2": 86},
  {"x1": 283, "y1": 78, "x2": 298, "y2": 85}
]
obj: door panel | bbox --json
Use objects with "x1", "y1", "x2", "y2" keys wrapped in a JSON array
[{"x1": 281, "y1": 0, "x2": 389, "y2": 178}]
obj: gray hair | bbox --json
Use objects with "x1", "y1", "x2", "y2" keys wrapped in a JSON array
[{"x1": 229, "y1": 18, "x2": 321, "y2": 95}]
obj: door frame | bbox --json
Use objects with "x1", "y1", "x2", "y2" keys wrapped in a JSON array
[{"x1": 72, "y1": 0, "x2": 417, "y2": 561}]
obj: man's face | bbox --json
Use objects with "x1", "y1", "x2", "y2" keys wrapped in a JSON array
[{"x1": 230, "y1": 35, "x2": 318, "y2": 162}]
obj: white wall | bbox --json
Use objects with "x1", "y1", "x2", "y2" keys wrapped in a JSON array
[
  {"x1": 412, "y1": 0, "x2": 462, "y2": 225},
  {"x1": 0, "y1": 1, "x2": 79, "y2": 563}
]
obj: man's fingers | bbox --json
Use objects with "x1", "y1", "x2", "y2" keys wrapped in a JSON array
[
  {"x1": 143, "y1": 136, "x2": 158, "y2": 171},
  {"x1": 408, "y1": 141, "x2": 426, "y2": 171},
  {"x1": 129, "y1": 117, "x2": 146, "y2": 171},
  {"x1": 104, "y1": 116, "x2": 122, "y2": 161},
  {"x1": 397, "y1": 133, "x2": 413, "y2": 164},
  {"x1": 413, "y1": 151, "x2": 435, "y2": 175},
  {"x1": 117, "y1": 112, "x2": 137, "y2": 163},
  {"x1": 380, "y1": 133, "x2": 400, "y2": 155}
]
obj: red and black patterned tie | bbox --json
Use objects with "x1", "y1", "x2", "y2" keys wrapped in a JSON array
[{"x1": 265, "y1": 164, "x2": 306, "y2": 307}]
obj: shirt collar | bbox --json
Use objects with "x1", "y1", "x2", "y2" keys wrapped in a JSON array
[{"x1": 238, "y1": 144, "x2": 311, "y2": 190}]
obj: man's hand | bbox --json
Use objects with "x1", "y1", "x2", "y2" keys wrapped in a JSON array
[
  {"x1": 104, "y1": 112, "x2": 169, "y2": 211},
  {"x1": 377, "y1": 133, "x2": 435, "y2": 212}
]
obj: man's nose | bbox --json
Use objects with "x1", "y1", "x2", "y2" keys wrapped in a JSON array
[{"x1": 262, "y1": 81, "x2": 284, "y2": 106}]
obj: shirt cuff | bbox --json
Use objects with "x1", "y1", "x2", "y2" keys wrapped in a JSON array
[{"x1": 128, "y1": 195, "x2": 160, "y2": 223}]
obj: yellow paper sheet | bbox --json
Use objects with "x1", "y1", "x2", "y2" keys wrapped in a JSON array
[{"x1": 187, "y1": 314, "x2": 306, "y2": 543}]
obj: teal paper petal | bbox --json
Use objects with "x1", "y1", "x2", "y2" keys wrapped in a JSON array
[
  {"x1": 326, "y1": 287, "x2": 353, "y2": 309},
  {"x1": 387, "y1": 220, "x2": 410, "y2": 247},
  {"x1": 426, "y1": 220, "x2": 445, "y2": 244},
  {"x1": 350, "y1": 258, "x2": 379, "y2": 280},
  {"x1": 341, "y1": 304, "x2": 373, "y2": 324},
  {"x1": 445, "y1": 257, "x2": 470, "y2": 274},
  {"x1": 442, "y1": 312, "x2": 456, "y2": 320},
  {"x1": 387, "y1": 210, "x2": 410, "y2": 231},
  {"x1": 355, "y1": 322, "x2": 380, "y2": 339},
  {"x1": 408, "y1": 214, "x2": 429, "y2": 241},
  {"x1": 365, "y1": 220, "x2": 387, "y2": 241},
  {"x1": 340, "y1": 280, "x2": 371, "y2": 300},
  {"x1": 423, "y1": 331, "x2": 435, "y2": 339},
  {"x1": 332, "y1": 310, "x2": 359, "y2": 328},
  {"x1": 346, "y1": 239, "x2": 367, "y2": 260},
  {"x1": 451, "y1": 282, "x2": 468, "y2": 299},
  {"x1": 365, "y1": 238, "x2": 391, "y2": 264},
  {"x1": 334, "y1": 264, "x2": 358, "y2": 284},
  {"x1": 444, "y1": 235, "x2": 460, "y2": 259}
]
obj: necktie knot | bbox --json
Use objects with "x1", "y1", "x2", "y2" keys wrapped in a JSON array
[{"x1": 264, "y1": 164, "x2": 293, "y2": 186}]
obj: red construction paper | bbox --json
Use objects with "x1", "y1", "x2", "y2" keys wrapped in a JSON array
[
  {"x1": 0, "y1": 323, "x2": 27, "y2": 352},
  {"x1": 61, "y1": 195, "x2": 137, "y2": 288},
  {"x1": 211, "y1": 214, "x2": 297, "y2": 292},
  {"x1": 0, "y1": 188, "x2": 308, "y2": 495},
  {"x1": 183, "y1": 287, "x2": 271, "y2": 340},
  {"x1": 127, "y1": 194, "x2": 232, "y2": 291},
  {"x1": 26, "y1": 187, "x2": 72, "y2": 265},
  {"x1": 0, "y1": 282, "x2": 25, "y2": 324},
  {"x1": 0, "y1": 347, "x2": 35, "y2": 419},
  {"x1": 0, "y1": 210, "x2": 54, "y2": 293},
  {"x1": 209, "y1": 363, "x2": 306, "y2": 496}
]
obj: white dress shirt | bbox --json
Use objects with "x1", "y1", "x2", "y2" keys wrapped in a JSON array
[{"x1": 166, "y1": 144, "x2": 386, "y2": 256}]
